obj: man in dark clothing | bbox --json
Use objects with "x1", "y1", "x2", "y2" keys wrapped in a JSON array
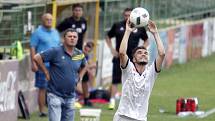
[
  {"x1": 106, "y1": 8, "x2": 149, "y2": 110},
  {"x1": 57, "y1": 3, "x2": 87, "y2": 50}
]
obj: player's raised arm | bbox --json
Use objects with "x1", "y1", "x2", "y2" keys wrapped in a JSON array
[
  {"x1": 119, "y1": 20, "x2": 135, "y2": 67},
  {"x1": 147, "y1": 20, "x2": 165, "y2": 71}
]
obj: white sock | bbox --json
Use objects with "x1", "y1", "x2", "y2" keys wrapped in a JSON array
[{"x1": 110, "y1": 98, "x2": 115, "y2": 103}]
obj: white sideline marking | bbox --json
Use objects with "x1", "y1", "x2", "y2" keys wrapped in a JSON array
[{"x1": 198, "y1": 108, "x2": 215, "y2": 118}]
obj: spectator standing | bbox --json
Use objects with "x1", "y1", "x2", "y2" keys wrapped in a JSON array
[
  {"x1": 30, "y1": 13, "x2": 60, "y2": 117},
  {"x1": 57, "y1": 3, "x2": 87, "y2": 50}
]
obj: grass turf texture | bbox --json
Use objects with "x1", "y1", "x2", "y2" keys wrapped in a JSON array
[{"x1": 18, "y1": 54, "x2": 215, "y2": 121}]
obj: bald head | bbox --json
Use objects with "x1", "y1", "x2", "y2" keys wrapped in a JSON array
[{"x1": 41, "y1": 13, "x2": 53, "y2": 29}]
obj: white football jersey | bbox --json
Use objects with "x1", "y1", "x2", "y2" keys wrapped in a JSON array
[{"x1": 115, "y1": 59, "x2": 158, "y2": 121}]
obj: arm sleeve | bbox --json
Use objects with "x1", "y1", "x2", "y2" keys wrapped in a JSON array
[
  {"x1": 55, "y1": 30, "x2": 61, "y2": 45},
  {"x1": 121, "y1": 59, "x2": 132, "y2": 84},
  {"x1": 83, "y1": 19, "x2": 87, "y2": 33},
  {"x1": 148, "y1": 60, "x2": 160, "y2": 90},
  {"x1": 121, "y1": 59, "x2": 132, "y2": 74},
  {"x1": 30, "y1": 31, "x2": 39, "y2": 48},
  {"x1": 107, "y1": 23, "x2": 116, "y2": 38},
  {"x1": 40, "y1": 48, "x2": 56, "y2": 63},
  {"x1": 80, "y1": 56, "x2": 87, "y2": 69}
]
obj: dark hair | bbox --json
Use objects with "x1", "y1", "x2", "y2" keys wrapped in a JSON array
[
  {"x1": 132, "y1": 46, "x2": 147, "y2": 58},
  {"x1": 123, "y1": 8, "x2": 132, "y2": 13},
  {"x1": 86, "y1": 42, "x2": 94, "y2": 49},
  {"x1": 63, "y1": 28, "x2": 78, "y2": 37},
  {"x1": 72, "y1": 3, "x2": 83, "y2": 10}
]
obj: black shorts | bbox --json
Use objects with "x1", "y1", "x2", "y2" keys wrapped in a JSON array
[
  {"x1": 112, "y1": 57, "x2": 122, "y2": 84},
  {"x1": 82, "y1": 73, "x2": 89, "y2": 83}
]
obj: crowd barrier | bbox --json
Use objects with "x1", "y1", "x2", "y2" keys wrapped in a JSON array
[{"x1": 0, "y1": 55, "x2": 37, "y2": 121}]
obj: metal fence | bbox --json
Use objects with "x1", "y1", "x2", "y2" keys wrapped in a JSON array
[
  {"x1": 0, "y1": 5, "x2": 46, "y2": 44},
  {"x1": 0, "y1": 0, "x2": 215, "y2": 47},
  {"x1": 0, "y1": 2, "x2": 48, "y2": 59},
  {"x1": 100, "y1": 0, "x2": 215, "y2": 38}
]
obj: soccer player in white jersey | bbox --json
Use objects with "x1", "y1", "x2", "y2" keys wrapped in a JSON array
[{"x1": 113, "y1": 19, "x2": 165, "y2": 121}]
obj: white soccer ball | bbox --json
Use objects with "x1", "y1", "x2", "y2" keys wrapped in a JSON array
[{"x1": 129, "y1": 7, "x2": 150, "y2": 27}]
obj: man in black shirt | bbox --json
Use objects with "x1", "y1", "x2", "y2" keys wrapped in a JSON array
[
  {"x1": 57, "y1": 3, "x2": 87, "y2": 50},
  {"x1": 106, "y1": 8, "x2": 149, "y2": 110}
]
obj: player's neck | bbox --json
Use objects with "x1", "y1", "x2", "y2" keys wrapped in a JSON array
[
  {"x1": 73, "y1": 16, "x2": 81, "y2": 21},
  {"x1": 42, "y1": 25, "x2": 52, "y2": 30},
  {"x1": 134, "y1": 63, "x2": 146, "y2": 74},
  {"x1": 64, "y1": 45, "x2": 75, "y2": 56}
]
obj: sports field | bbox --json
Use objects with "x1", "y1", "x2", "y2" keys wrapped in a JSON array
[{"x1": 18, "y1": 54, "x2": 215, "y2": 121}]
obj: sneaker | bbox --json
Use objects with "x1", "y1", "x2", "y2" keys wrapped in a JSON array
[
  {"x1": 39, "y1": 112, "x2": 47, "y2": 117},
  {"x1": 108, "y1": 98, "x2": 115, "y2": 110}
]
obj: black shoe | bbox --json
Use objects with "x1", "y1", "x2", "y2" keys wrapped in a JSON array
[
  {"x1": 84, "y1": 98, "x2": 93, "y2": 106},
  {"x1": 39, "y1": 112, "x2": 47, "y2": 117}
]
